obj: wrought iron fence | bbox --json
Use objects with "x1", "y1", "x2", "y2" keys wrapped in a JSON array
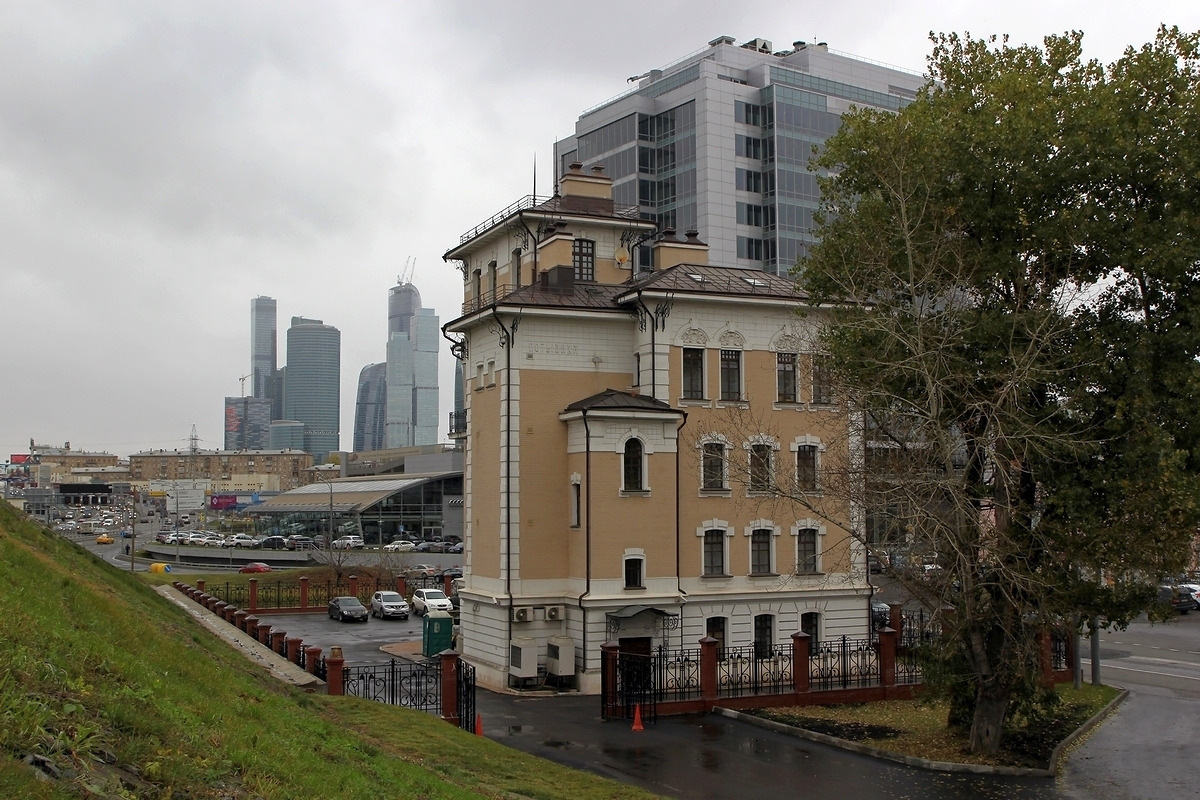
[
  {"x1": 456, "y1": 658, "x2": 476, "y2": 732},
  {"x1": 343, "y1": 658, "x2": 442, "y2": 713},
  {"x1": 895, "y1": 646, "x2": 924, "y2": 685},
  {"x1": 899, "y1": 609, "x2": 941, "y2": 649},
  {"x1": 1051, "y1": 629, "x2": 1068, "y2": 671},
  {"x1": 716, "y1": 644, "x2": 793, "y2": 697},
  {"x1": 607, "y1": 652, "x2": 657, "y2": 723},
  {"x1": 809, "y1": 636, "x2": 879, "y2": 691},
  {"x1": 655, "y1": 646, "x2": 702, "y2": 702},
  {"x1": 258, "y1": 582, "x2": 302, "y2": 609}
]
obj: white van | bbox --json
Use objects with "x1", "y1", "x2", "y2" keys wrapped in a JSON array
[{"x1": 179, "y1": 513, "x2": 191, "y2": 525}]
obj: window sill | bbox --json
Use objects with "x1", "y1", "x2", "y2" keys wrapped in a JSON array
[
  {"x1": 748, "y1": 572, "x2": 780, "y2": 578},
  {"x1": 793, "y1": 571, "x2": 824, "y2": 577},
  {"x1": 701, "y1": 573, "x2": 733, "y2": 580},
  {"x1": 699, "y1": 488, "x2": 732, "y2": 498},
  {"x1": 624, "y1": 585, "x2": 646, "y2": 591},
  {"x1": 619, "y1": 489, "x2": 651, "y2": 498},
  {"x1": 679, "y1": 398, "x2": 710, "y2": 407}
]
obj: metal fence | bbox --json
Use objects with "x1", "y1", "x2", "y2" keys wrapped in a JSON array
[
  {"x1": 1051, "y1": 629, "x2": 1068, "y2": 671},
  {"x1": 656, "y1": 646, "x2": 702, "y2": 702},
  {"x1": 296, "y1": 646, "x2": 327, "y2": 681},
  {"x1": 716, "y1": 644, "x2": 793, "y2": 698},
  {"x1": 809, "y1": 636, "x2": 880, "y2": 691},
  {"x1": 343, "y1": 658, "x2": 441, "y2": 714},
  {"x1": 456, "y1": 659, "x2": 476, "y2": 732}
]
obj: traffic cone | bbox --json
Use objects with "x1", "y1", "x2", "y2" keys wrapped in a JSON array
[
  {"x1": 631, "y1": 703, "x2": 644, "y2": 732},
  {"x1": 474, "y1": 713, "x2": 483, "y2": 736}
]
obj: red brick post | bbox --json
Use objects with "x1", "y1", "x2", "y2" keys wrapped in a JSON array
[
  {"x1": 224, "y1": 606, "x2": 238, "y2": 623},
  {"x1": 287, "y1": 637, "x2": 302, "y2": 664},
  {"x1": 196, "y1": 579, "x2": 206, "y2": 593},
  {"x1": 305, "y1": 646, "x2": 322, "y2": 676},
  {"x1": 1038, "y1": 630, "x2": 1054, "y2": 687},
  {"x1": 889, "y1": 603, "x2": 903, "y2": 635},
  {"x1": 271, "y1": 630, "x2": 286, "y2": 654},
  {"x1": 440, "y1": 650, "x2": 460, "y2": 726},
  {"x1": 396, "y1": 576, "x2": 407, "y2": 597},
  {"x1": 248, "y1": 578, "x2": 259, "y2": 612},
  {"x1": 234, "y1": 610, "x2": 248, "y2": 630},
  {"x1": 215, "y1": 601, "x2": 228, "y2": 617},
  {"x1": 257, "y1": 622, "x2": 272, "y2": 645},
  {"x1": 790, "y1": 631, "x2": 811, "y2": 694},
  {"x1": 325, "y1": 646, "x2": 344, "y2": 696},
  {"x1": 245, "y1": 616, "x2": 259, "y2": 639},
  {"x1": 443, "y1": 575, "x2": 453, "y2": 596},
  {"x1": 349, "y1": 574, "x2": 359, "y2": 598},
  {"x1": 299, "y1": 576, "x2": 309, "y2": 609},
  {"x1": 700, "y1": 636, "x2": 719, "y2": 707},
  {"x1": 879, "y1": 628, "x2": 897, "y2": 687},
  {"x1": 601, "y1": 642, "x2": 621, "y2": 718}
]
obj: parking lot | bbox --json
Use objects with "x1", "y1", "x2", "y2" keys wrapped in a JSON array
[{"x1": 255, "y1": 609, "x2": 432, "y2": 665}]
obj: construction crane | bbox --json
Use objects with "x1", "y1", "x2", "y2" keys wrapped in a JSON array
[{"x1": 238, "y1": 373, "x2": 253, "y2": 397}]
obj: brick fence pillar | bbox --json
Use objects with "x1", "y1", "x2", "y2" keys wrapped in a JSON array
[
  {"x1": 249, "y1": 578, "x2": 258, "y2": 612},
  {"x1": 287, "y1": 637, "x2": 302, "y2": 664},
  {"x1": 879, "y1": 628, "x2": 897, "y2": 687},
  {"x1": 224, "y1": 606, "x2": 238, "y2": 623},
  {"x1": 271, "y1": 630, "x2": 286, "y2": 654},
  {"x1": 326, "y1": 646, "x2": 344, "y2": 696},
  {"x1": 440, "y1": 650, "x2": 460, "y2": 726},
  {"x1": 257, "y1": 623, "x2": 272, "y2": 645},
  {"x1": 196, "y1": 579, "x2": 206, "y2": 593},
  {"x1": 443, "y1": 575, "x2": 453, "y2": 596},
  {"x1": 700, "y1": 636, "x2": 719, "y2": 708},
  {"x1": 215, "y1": 601, "x2": 228, "y2": 617},
  {"x1": 889, "y1": 603, "x2": 903, "y2": 635},
  {"x1": 234, "y1": 610, "x2": 248, "y2": 630},
  {"x1": 349, "y1": 574, "x2": 359, "y2": 598},
  {"x1": 396, "y1": 576, "x2": 407, "y2": 597},
  {"x1": 601, "y1": 642, "x2": 621, "y2": 718},
  {"x1": 305, "y1": 646, "x2": 322, "y2": 676},
  {"x1": 790, "y1": 631, "x2": 811, "y2": 694},
  {"x1": 245, "y1": 616, "x2": 259, "y2": 639},
  {"x1": 299, "y1": 576, "x2": 309, "y2": 609}
]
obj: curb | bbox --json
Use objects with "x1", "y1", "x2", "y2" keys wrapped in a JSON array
[{"x1": 715, "y1": 691, "x2": 1128, "y2": 778}]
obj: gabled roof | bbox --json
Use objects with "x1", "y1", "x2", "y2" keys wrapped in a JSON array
[{"x1": 564, "y1": 389, "x2": 677, "y2": 413}]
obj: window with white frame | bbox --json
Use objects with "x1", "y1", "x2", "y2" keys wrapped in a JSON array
[
  {"x1": 749, "y1": 443, "x2": 773, "y2": 492},
  {"x1": 720, "y1": 349, "x2": 742, "y2": 401},
  {"x1": 811, "y1": 353, "x2": 833, "y2": 405},
  {"x1": 682, "y1": 348, "x2": 705, "y2": 399},
  {"x1": 796, "y1": 527, "x2": 819, "y2": 574},
  {"x1": 702, "y1": 529, "x2": 726, "y2": 576},
  {"x1": 776, "y1": 352, "x2": 797, "y2": 403},
  {"x1": 750, "y1": 528, "x2": 773, "y2": 574},
  {"x1": 624, "y1": 555, "x2": 644, "y2": 588},
  {"x1": 796, "y1": 445, "x2": 818, "y2": 491},
  {"x1": 623, "y1": 438, "x2": 645, "y2": 492},
  {"x1": 701, "y1": 441, "x2": 726, "y2": 491}
]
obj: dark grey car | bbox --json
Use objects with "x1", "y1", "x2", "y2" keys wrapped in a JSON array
[{"x1": 328, "y1": 596, "x2": 369, "y2": 623}]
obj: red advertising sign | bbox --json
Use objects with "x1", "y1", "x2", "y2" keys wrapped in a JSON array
[{"x1": 209, "y1": 495, "x2": 238, "y2": 510}]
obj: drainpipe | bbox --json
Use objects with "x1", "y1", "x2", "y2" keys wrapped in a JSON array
[
  {"x1": 675, "y1": 410, "x2": 688, "y2": 648},
  {"x1": 579, "y1": 409, "x2": 592, "y2": 657},
  {"x1": 489, "y1": 307, "x2": 517, "y2": 655},
  {"x1": 634, "y1": 290, "x2": 657, "y2": 399}
]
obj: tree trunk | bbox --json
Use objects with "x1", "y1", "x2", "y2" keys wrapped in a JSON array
[{"x1": 968, "y1": 685, "x2": 1010, "y2": 754}]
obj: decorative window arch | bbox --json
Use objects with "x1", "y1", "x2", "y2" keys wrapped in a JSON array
[
  {"x1": 743, "y1": 435, "x2": 779, "y2": 494},
  {"x1": 623, "y1": 547, "x2": 645, "y2": 589},
  {"x1": 744, "y1": 519, "x2": 780, "y2": 575},
  {"x1": 697, "y1": 518, "x2": 733, "y2": 577},
  {"x1": 789, "y1": 435, "x2": 826, "y2": 493},
  {"x1": 697, "y1": 433, "x2": 732, "y2": 493},
  {"x1": 792, "y1": 518, "x2": 827, "y2": 574}
]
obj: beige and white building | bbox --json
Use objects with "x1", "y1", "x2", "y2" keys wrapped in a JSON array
[{"x1": 444, "y1": 164, "x2": 871, "y2": 692}]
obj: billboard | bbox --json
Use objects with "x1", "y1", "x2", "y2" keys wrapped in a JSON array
[{"x1": 209, "y1": 494, "x2": 238, "y2": 511}]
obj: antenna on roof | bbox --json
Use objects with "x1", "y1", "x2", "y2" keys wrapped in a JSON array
[{"x1": 533, "y1": 152, "x2": 537, "y2": 200}]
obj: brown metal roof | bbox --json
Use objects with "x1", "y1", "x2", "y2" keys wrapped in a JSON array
[{"x1": 564, "y1": 389, "x2": 677, "y2": 413}]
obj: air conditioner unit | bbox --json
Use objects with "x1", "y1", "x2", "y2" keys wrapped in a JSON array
[
  {"x1": 512, "y1": 607, "x2": 530, "y2": 623},
  {"x1": 545, "y1": 605, "x2": 565, "y2": 621},
  {"x1": 545, "y1": 636, "x2": 576, "y2": 677},
  {"x1": 509, "y1": 638, "x2": 538, "y2": 679}
]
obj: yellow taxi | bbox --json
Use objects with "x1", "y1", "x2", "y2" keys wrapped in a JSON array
[{"x1": 95, "y1": 534, "x2": 115, "y2": 544}]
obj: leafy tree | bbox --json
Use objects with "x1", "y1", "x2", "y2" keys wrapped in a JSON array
[{"x1": 800, "y1": 27, "x2": 1200, "y2": 754}]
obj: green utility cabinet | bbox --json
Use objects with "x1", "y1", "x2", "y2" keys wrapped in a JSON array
[{"x1": 422, "y1": 610, "x2": 453, "y2": 656}]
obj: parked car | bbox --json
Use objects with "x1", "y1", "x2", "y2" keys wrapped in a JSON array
[
  {"x1": 406, "y1": 564, "x2": 439, "y2": 577},
  {"x1": 328, "y1": 596, "x2": 369, "y2": 623},
  {"x1": 224, "y1": 534, "x2": 260, "y2": 548},
  {"x1": 445, "y1": 541, "x2": 464, "y2": 554},
  {"x1": 370, "y1": 591, "x2": 410, "y2": 619},
  {"x1": 1158, "y1": 585, "x2": 1196, "y2": 614},
  {"x1": 95, "y1": 534, "x2": 114, "y2": 544},
  {"x1": 437, "y1": 567, "x2": 463, "y2": 579},
  {"x1": 239, "y1": 562, "x2": 272, "y2": 574},
  {"x1": 383, "y1": 539, "x2": 415, "y2": 552},
  {"x1": 415, "y1": 540, "x2": 445, "y2": 553},
  {"x1": 411, "y1": 588, "x2": 453, "y2": 615},
  {"x1": 331, "y1": 535, "x2": 365, "y2": 550},
  {"x1": 286, "y1": 535, "x2": 316, "y2": 550},
  {"x1": 259, "y1": 536, "x2": 288, "y2": 550}
]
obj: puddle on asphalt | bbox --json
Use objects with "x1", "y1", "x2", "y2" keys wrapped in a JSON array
[
  {"x1": 507, "y1": 725, "x2": 524, "y2": 734},
  {"x1": 543, "y1": 739, "x2": 577, "y2": 749}
]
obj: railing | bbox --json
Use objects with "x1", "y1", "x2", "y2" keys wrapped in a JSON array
[
  {"x1": 1051, "y1": 629, "x2": 1068, "y2": 672},
  {"x1": 809, "y1": 637, "x2": 880, "y2": 691},
  {"x1": 895, "y1": 646, "x2": 924, "y2": 685},
  {"x1": 343, "y1": 658, "x2": 441, "y2": 713},
  {"x1": 716, "y1": 644, "x2": 793, "y2": 697},
  {"x1": 458, "y1": 196, "x2": 548, "y2": 245},
  {"x1": 448, "y1": 411, "x2": 467, "y2": 436},
  {"x1": 456, "y1": 659, "x2": 477, "y2": 732},
  {"x1": 461, "y1": 284, "x2": 516, "y2": 315}
]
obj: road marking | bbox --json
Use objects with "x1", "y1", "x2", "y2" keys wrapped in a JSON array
[{"x1": 1083, "y1": 659, "x2": 1200, "y2": 682}]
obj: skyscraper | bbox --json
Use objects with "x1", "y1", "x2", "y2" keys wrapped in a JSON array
[
  {"x1": 383, "y1": 280, "x2": 439, "y2": 448},
  {"x1": 353, "y1": 363, "x2": 387, "y2": 452},
  {"x1": 250, "y1": 296, "x2": 277, "y2": 399},
  {"x1": 283, "y1": 316, "x2": 340, "y2": 462},
  {"x1": 223, "y1": 396, "x2": 272, "y2": 451},
  {"x1": 555, "y1": 36, "x2": 925, "y2": 274}
]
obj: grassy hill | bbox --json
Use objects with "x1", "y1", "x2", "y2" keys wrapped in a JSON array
[{"x1": 0, "y1": 501, "x2": 660, "y2": 799}]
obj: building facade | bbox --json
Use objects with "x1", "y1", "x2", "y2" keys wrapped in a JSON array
[
  {"x1": 129, "y1": 449, "x2": 313, "y2": 493},
  {"x1": 384, "y1": 281, "x2": 440, "y2": 448},
  {"x1": 223, "y1": 396, "x2": 272, "y2": 451},
  {"x1": 250, "y1": 296, "x2": 279, "y2": 413},
  {"x1": 555, "y1": 36, "x2": 924, "y2": 274},
  {"x1": 353, "y1": 363, "x2": 388, "y2": 452},
  {"x1": 443, "y1": 165, "x2": 868, "y2": 692},
  {"x1": 283, "y1": 316, "x2": 341, "y2": 462}
]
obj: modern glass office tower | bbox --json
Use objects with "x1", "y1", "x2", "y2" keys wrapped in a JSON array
[
  {"x1": 555, "y1": 36, "x2": 925, "y2": 275},
  {"x1": 283, "y1": 316, "x2": 340, "y2": 462},
  {"x1": 384, "y1": 281, "x2": 439, "y2": 448},
  {"x1": 223, "y1": 396, "x2": 272, "y2": 451},
  {"x1": 353, "y1": 363, "x2": 387, "y2": 452},
  {"x1": 250, "y1": 296, "x2": 277, "y2": 400}
]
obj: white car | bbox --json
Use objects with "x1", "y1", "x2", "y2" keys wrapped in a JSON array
[
  {"x1": 224, "y1": 533, "x2": 260, "y2": 548},
  {"x1": 332, "y1": 535, "x2": 365, "y2": 550},
  {"x1": 411, "y1": 588, "x2": 453, "y2": 615},
  {"x1": 383, "y1": 540, "x2": 415, "y2": 552},
  {"x1": 370, "y1": 591, "x2": 410, "y2": 619}
]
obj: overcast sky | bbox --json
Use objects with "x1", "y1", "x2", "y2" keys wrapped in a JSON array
[{"x1": 2, "y1": 1, "x2": 1196, "y2": 462}]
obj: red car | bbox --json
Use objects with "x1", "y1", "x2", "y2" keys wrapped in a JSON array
[{"x1": 239, "y1": 562, "x2": 272, "y2": 574}]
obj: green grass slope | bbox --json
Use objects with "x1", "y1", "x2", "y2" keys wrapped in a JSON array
[{"x1": 0, "y1": 502, "x2": 660, "y2": 799}]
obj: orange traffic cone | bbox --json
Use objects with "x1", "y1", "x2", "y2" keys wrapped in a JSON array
[
  {"x1": 631, "y1": 703, "x2": 644, "y2": 732},
  {"x1": 474, "y1": 713, "x2": 483, "y2": 736}
]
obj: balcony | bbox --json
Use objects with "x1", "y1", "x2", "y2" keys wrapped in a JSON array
[
  {"x1": 448, "y1": 411, "x2": 467, "y2": 438},
  {"x1": 462, "y1": 283, "x2": 516, "y2": 316}
]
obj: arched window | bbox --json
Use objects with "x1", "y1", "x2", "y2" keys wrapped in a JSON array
[{"x1": 623, "y1": 438, "x2": 644, "y2": 491}]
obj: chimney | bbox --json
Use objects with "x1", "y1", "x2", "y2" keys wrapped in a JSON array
[
  {"x1": 559, "y1": 160, "x2": 615, "y2": 214},
  {"x1": 652, "y1": 228, "x2": 708, "y2": 270}
]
